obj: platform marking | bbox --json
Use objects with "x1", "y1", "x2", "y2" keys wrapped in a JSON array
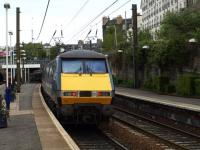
[{"x1": 38, "y1": 85, "x2": 80, "y2": 150}]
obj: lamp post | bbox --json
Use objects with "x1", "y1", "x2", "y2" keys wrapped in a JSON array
[
  {"x1": 4, "y1": 3, "x2": 10, "y2": 88},
  {"x1": 142, "y1": 45, "x2": 150, "y2": 85},
  {"x1": 9, "y1": 31, "x2": 13, "y2": 85},
  {"x1": 21, "y1": 50, "x2": 26, "y2": 83},
  {"x1": 22, "y1": 57, "x2": 26, "y2": 83},
  {"x1": 188, "y1": 38, "x2": 198, "y2": 70},
  {"x1": 13, "y1": 52, "x2": 16, "y2": 81}
]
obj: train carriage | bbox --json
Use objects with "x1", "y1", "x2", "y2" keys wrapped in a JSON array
[{"x1": 42, "y1": 49, "x2": 114, "y2": 124}]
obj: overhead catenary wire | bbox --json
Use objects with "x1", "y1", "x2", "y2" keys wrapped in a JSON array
[
  {"x1": 36, "y1": 0, "x2": 51, "y2": 41},
  {"x1": 107, "y1": 0, "x2": 131, "y2": 18},
  {"x1": 75, "y1": 0, "x2": 131, "y2": 42},
  {"x1": 65, "y1": 0, "x2": 119, "y2": 43},
  {"x1": 47, "y1": 0, "x2": 90, "y2": 45},
  {"x1": 62, "y1": 0, "x2": 90, "y2": 29}
]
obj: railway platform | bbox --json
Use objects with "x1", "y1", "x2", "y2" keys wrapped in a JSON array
[
  {"x1": 0, "y1": 84, "x2": 79, "y2": 150},
  {"x1": 116, "y1": 87, "x2": 200, "y2": 112}
]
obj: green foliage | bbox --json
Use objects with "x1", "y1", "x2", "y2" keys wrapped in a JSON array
[
  {"x1": 148, "y1": 40, "x2": 170, "y2": 70},
  {"x1": 138, "y1": 30, "x2": 152, "y2": 47},
  {"x1": 144, "y1": 76, "x2": 169, "y2": 93},
  {"x1": 102, "y1": 25, "x2": 126, "y2": 51},
  {"x1": 113, "y1": 75, "x2": 133, "y2": 88},
  {"x1": 153, "y1": 76, "x2": 169, "y2": 93},
  {"x1": 166, "y1": 84, "x2": 176, "y2": 94},
  {"x1": 23, "y1": 42, "x2": 46, "y2": 59},
  {"x1": 102, "y1": 32, "x2": 115, "y2": 50},
  {"x1": 50, "y1": 46, "x2": 59, "y2": 60},
  {"x1": 194, "y1": 79, "x2": 200, "y2": 96},
  {"x1": 144, "y1": 77, "x2": 153, "y2": 90},
  {"x1": 176, "y1": 74, "x2": 196, "y2": 96},
  {"x1": 157, "y1": 9, "x2": 200, "y2": 72}
]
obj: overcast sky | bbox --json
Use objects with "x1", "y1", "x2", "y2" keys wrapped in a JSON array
[{"x1": 0, "y1": 0, "x2": 141, "y2": 46}]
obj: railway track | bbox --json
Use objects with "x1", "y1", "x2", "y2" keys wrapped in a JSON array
[
  {"x1": 113, "y1": 107, "x2": 200, "y2": 150},
  {"x1": 42, "y1": 88, "x2": 127, "y2": 150},
  {"x1": 64, "y1": 125, "x2": 128, "y2": 150}
]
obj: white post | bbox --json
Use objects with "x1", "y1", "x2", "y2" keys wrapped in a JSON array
[
  {"x1": 10, "y1": 51, "x2": 12, "y2": 84},
  {"x1": 9, "y1": 32, "x2": 13, "y2": 84},
  {"x1": 25, "y1": 67, "x2": 26, "y2": 83},
  {"x1": 13, "y1": 53, "x2": 15, "y2": 81},
  {"x1": 28, "y1": 68, "x2": 30, "y2": 82}
]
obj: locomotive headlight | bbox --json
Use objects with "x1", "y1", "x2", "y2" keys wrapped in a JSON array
[
  {"x1": 91, "y1": 91, "x2": 111, "y2": 97},
  {"x1": 98, "y1": 91, "x2": 111, "y2": 96}
]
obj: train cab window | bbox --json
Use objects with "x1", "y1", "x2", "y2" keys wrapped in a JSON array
[
  {"x1": 85, "y1": 59, "x2": 107, "y2": 73},
  {"x1": 62, "y1": 60, "x2": 83, "y2": 73}
]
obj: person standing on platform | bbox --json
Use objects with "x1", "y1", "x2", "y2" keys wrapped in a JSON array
[{"x1": 5, "y1": 85, "x2": 12, "y2": 110}]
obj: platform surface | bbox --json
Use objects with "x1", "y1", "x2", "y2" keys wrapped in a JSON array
[
  {"x1": 0, "y1": 84, "x2": 73, "y2": 150},
  {"x1": 116, "y1": 87, "x2": 200, "y2": 112}
]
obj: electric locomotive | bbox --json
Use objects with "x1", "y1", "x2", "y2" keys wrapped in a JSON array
[{"x1": 42, "y1": 49, "x2": 114, "y2": 123}]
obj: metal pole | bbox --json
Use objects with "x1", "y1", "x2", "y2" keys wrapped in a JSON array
[
  {"x1": 16, "y1": 7, "x2": 21, "y2": 92},
  {"x1": 114, "y1": 25, "x2": 118, "y2": 50},
  {"x1": 5, "y1": 8, "x2": 9, "y2": 88},
  {"x1": 22, "y1": 58, "x2": 25, "y2": 83},
  {"x1": 89, "y1": 40, "x2": 92, "y2": 50},
  {"x1": 49, "y1": 48, "x2": 50, "y2": 61},
  {"x1": 132, "y1": 4, "x2": 138, "y2": 88},
  {"x1": 20, "y1": 58, "x2": 22, "y2": 79},
  {"x1": 125, "y1": 11, "x2": 127, "y2": 41}
]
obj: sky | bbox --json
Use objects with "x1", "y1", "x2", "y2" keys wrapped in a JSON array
[{"x1": 0, "y1": 0, "x2": 141, "y2": 47}]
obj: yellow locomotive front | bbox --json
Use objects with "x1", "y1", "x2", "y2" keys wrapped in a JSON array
[{"x1": 58, "y1": 50, "x2": 114, "y2": 123}]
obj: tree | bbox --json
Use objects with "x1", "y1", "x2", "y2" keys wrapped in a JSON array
[
  {"x1": 156, "y1": 9, "x2": 200, "y2": 73},
  {"x1": 23, "y1": 42, "x2": 46, "y2": 60}
]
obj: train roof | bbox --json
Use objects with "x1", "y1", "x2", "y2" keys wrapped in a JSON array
[{"x1": 59, "y1": 49, "x2": 106, "y2": 59}]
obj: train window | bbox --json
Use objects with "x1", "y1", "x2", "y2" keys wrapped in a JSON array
[
  {"x1": 85, "y1": 59, "x2": 107, "y2": 73},
  {"x1": 62, "y1": 60, "x2": 83, "y2": 73}
]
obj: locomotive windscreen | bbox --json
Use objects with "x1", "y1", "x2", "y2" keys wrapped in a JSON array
[{"x1": 62, "y1": 59, "x2": 107, "y2": 73}]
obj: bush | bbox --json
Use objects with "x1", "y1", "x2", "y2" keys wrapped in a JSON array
[
  {"x1": 194, "y1": 79, "x2": 200, "y2": 96},
  {"x1": 144, "y1": 78, "x2": 153, "y2": 90},
  {"x1": 152, "y1": 76, "x2": 169, "y2": 93},
  {"x1": 144, "y1": 76, "x2": 169, "y2": 93},
  {"x1": 176, "y1": 74, "x2": 196, "y2": 96},
  {"x1": 167, "y1": 84, "x2": 176, "y2": 93},
  {"x1": 113, "y1": 75, "x2": 134, "y2": 88},
  {"x1": 122, "y1": 79, "x2": 134, "y2": 88}
]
